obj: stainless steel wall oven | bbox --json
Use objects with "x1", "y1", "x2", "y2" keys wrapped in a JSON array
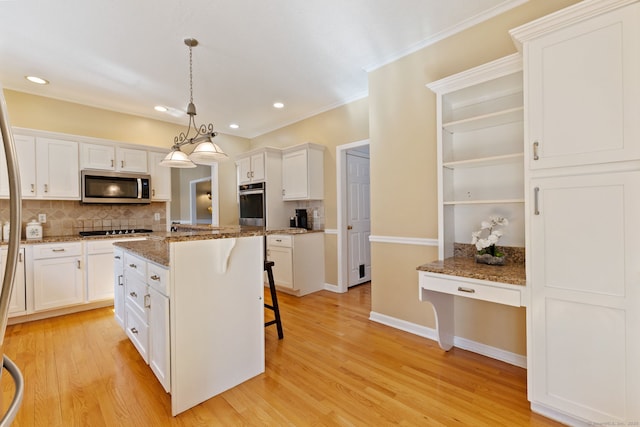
[{"x1": 238, "y1": 182, "x2": 265, "y2": 226}]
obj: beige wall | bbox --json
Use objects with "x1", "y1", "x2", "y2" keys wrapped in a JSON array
[{"x1": 368, "y1": 0, "x2": 580, "y2": 355}]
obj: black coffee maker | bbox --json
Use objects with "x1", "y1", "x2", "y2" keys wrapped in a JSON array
[{"x1": 295, "y1": 209, "x2": 308, "y2": 229}]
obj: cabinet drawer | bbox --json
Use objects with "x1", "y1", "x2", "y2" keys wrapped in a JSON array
[
  {"x1": 125, "y1": 276, "x2": 148, "y2": 317},
  {"x1": 124, "y1": 252, "x2": 147, "y2": 283},
  {"x1": 33, "y1": 242, "x2": 82, "y2": 259},
  {"x1": 125, "y1": 305, "x2": 149, "y2": 363},
  {"x1": 267, "y1": 234, "x2": 292, "y2": 248},
  {"x1": 419, "y1": 273, "x2": 522, "y2": 307},
  {"x1": 147, "y1": 262, "x2": 169, "y2": 296}
]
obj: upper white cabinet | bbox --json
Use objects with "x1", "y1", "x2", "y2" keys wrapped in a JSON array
[
  {"x1": 511, "y1": 1, "x2": 640, "y2": 424},
  {"x1": 148, "y1": 151, "x2": 172, "y2": 201},
  {"x1": 117, "y1": 147, "x2": 147, "y2": 173},
  {"x1": 427, "y1": 54, "x2": 524, "y2": 259},
  {"x1": 282, "y1": 143, "x2": 324, "y2": 201},
  {"x1": 1, "y1": 135, "x2": 79, "y2": 199},
  {"x1": 513, "y1": 0, "x2": 640, "y2": 171},
  {"x1": 237, "y1": 151, "x2": 266, "y2": 184},
  {"x1": 81, "y1": 143, "x2": 147, "y2": 173},
  {"x1": 80, "y1": 143, "x2": 116, "y2": 170}
]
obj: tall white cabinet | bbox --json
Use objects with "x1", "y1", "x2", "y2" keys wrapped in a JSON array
[{"x1": 511, "y1": 0, "x2": 640, "y2": 424}]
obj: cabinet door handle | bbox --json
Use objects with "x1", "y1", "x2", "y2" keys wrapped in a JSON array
[
  {"x1": 150, "y1": 274, "x2": 160, "y2": 281},
  {"x1": 144, "y1": 294, "x2": 150, "y2": 309},
  {"x1": 130, "y1": 327, "x2": 138, "y2": 334},
  {"x1": 118, "y1": 274, "x2": 123, "y2": 286},
  {"x1": 18, "y1": 253, "x2": 22, "y2": 262},
  {"x1": 52, "y1": 248, "x2": 65, "y2": 252},
  {"x1": 152, "y1": 189, "x2": 155, "y2": 197},
  {"x1": 129, "y1": 291, "x2": 137, "y2": 298},
  {"x1": 457, "y1": 287, "x2": 476, "y2": 293},
  {"x1": 121, "y1": 160, "x2": 125, "y2": 168},
  {"x1": 251, "y1": 171, "x2": 254, "y2": 178},
  {"x1": 282, "y1": 189, "x2": 285, "y2": 196},
  {"x1": 533, "y1": 141, "x2": 539, "y2": 161},
  {"x1": 246, "y1": 171, "x2": 250, "y2": 178},
  {"x1": 44, "y1": 184, "x2": 48, "y2": 193},
  {"x1": 129, "y1": 263, "x2": 137, "y2": 269},
  {"x1": 111, "y1": 159, "x2": 114, "y2": 168},
  {"x1": 77, "y1": 259, "x2": 81, "y2": 269},
  {"x1": 114, "y1": 255, "x2": 121, "y2": 260},
  {"x1": 30, "y1": 183, "x2": 35, "y2": 193},
  {"x1": 534, "y1": 187, "x2": 540, "y2": 215}
]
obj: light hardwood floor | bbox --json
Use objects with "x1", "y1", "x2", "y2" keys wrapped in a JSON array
[{"x1": 1, "y1": 283, "x2": 560, "y2": 426}]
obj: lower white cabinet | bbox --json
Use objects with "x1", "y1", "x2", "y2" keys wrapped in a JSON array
[
  {"x1": 32, "y1": 242, "x2": 84, "y2": 311},
  {"x1": 122, "y1": 251, "x2": 170, "y2": 391},
  {"x1": 1, "y1": 247, "x2": 26, "y2": 316},
  {"x1": 266, "y1": 232, "x2": 324, "y2": 296},
  {"x1": 113, "y1": 247, "x2": 125, "y2": 328}
]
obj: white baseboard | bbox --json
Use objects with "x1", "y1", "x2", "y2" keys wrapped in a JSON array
[
  {"x1": 369, "y1": 311, "x2": 527, "y2": 368},
  {"x1": 323, "y1": 282, "x2": 342, "y2": 293},
  {"x1": 530, "y1": 403, "x2": 588, "y2": 427}
]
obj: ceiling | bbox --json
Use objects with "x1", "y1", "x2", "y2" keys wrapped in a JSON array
[{"x1": 0, "y1": 0, "x2": 524, "y2": 139}]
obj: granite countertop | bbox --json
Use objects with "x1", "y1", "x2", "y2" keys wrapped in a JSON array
[
  {"x1": 113, "y1": 225, "x2": 324, "y2": 266},
  {"x1": 417, "y1": 243, "x2": 526, "y2": 286},
  {"x1": 417, "y1": 257, "x2": 525, "y2": 286}
]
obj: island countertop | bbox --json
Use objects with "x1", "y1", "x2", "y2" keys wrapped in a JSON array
[{"x1": 114, "y1": 225, "x2": 324, "y2": 266}]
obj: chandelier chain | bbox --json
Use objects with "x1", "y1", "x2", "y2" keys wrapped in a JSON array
[{"x1": 189, "y1": 44, "x2": 193, "y2": 104}]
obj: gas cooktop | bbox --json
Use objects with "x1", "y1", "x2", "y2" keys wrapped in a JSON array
[{"x1": 79, "y1": 229, "x2": 153, "y2": 237}]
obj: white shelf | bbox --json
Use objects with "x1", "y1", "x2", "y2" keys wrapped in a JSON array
[
  {"x1": 443, "y1": 199, "x2": 525, "y2": 206},
  {"x1": 443, "y1": 153, "x2": 524, "y2": 169},
  {"x1": 443, "y1": 106, "x2": 523, "y2": 134}
]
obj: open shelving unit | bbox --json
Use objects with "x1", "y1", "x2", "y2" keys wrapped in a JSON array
[{"x1": 427, "y1": 53, "x2": 525, "y2": 259}]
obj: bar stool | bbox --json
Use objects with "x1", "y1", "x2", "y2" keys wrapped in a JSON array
[{"x1": 264, "y1": 260, "x2": 284, "y2": 339}]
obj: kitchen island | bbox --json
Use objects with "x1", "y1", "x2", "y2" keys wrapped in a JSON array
[{"x1": 114, "y1": 226, "x2": 269, "y2": 416}]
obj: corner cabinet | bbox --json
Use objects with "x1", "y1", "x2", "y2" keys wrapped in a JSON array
[
  {"x1": 282, "y1": 143, "x2": 324, "y2": 200},
  {"x1": 148, "y1": 151, "x2": 172, "y2": 201},
  {"x1": 426, "y1": 54, "x2": 524, "y2": 259},
  {"x1": 511, "y1": 0, "x2": 640, "y2": 425}
]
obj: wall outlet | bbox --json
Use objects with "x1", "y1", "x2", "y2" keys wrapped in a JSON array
[
  {"x1": 154, "y1": 213, "x2": 160, "y2": 221},
  {"x1": 38, "y1": 213, "x2": 46, "y2": 223}
]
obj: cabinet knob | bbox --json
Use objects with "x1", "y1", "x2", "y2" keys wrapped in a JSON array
[
  {"x1": 130, "y1": 327, "x2": 138, "y2": 334},
  {"x1": 347, "y1": 225, "x2": 353, "y2": 230},
  {"x1": 129, "y1": 291, "x2": 137, "y2": 298},
  {"x1": 129, "y1": 263, "x2": 137, "y2": 269},
  {"x1": 114, "y1": 255, "x2": 121, "y2": 260},
  {"x1": 150, "y1": 274, "x2": 160, "y2": 281}
]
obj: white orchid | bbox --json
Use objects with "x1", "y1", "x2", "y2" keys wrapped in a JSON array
[{"x1": 471, "y1": 216, "x2": 508, "y2": 257}]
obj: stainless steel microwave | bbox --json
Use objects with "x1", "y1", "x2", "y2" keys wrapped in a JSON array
[{"x1": 81, "y1": 170, "x2": 151, "y2": 204}]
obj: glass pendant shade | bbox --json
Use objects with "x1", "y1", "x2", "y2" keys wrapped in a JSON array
[
  {"x1": 188, "y1": 140, "x2": 229, "y2": 165},
  {"x1": 159, "y1": 149, "x2": 196, "y2": 168}
]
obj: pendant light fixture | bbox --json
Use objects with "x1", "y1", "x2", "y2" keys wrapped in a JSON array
[{"x1": 160, "y1": 38, "x2": 228, "y2": 168}]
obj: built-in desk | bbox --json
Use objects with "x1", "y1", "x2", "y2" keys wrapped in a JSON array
[{"x1": 417, "y1": 252, "x2": 525, "y2": 351}]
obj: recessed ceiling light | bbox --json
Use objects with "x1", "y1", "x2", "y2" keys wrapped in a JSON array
[
  {"x1": 229, "y1": 123, "x2": 239, "y2": 129},
  {"x1": 25, "y1": 76, "x2": 49, "y2": 85},
  {"x1": 273, "y1": 102, "x2": 284, "y2": 109},
  {"x1": 154, "y1": 105, "x2": 168, "y2": 112}
]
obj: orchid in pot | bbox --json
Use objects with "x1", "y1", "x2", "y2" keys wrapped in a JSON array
[{"x1": 471, "y1": 216, "x2": 508, "y2": 265}]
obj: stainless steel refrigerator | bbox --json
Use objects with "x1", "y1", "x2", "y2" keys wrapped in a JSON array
[{"x1": 0, "y1": 83, "x2": 25, "y2": 425}]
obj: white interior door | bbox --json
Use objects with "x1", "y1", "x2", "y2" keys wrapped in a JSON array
[{"x1": 347, "y1": 151, "x2": 370, "y2": 287}]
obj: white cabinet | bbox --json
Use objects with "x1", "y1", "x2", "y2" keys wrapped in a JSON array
[
  {"x1": 282, "y1": 143, "x2": 324, "y2": 200},
  {"x1": 36, "y1": 137, "x2": 80, "y2": 199},
  {"x1": 236, "y1": 151, "x2": 265, "y2": 184},
  {"x1": 117, "y1": 147, "x2": 147, "y2": 173},
  {"x1": 511, "y1": 1, "x2": 640, "y2": 424},
  {"x1": 147, "y1": 263, "x2": 170, "y2": 393},
  {"x1": 0, "y1": 135, "x2": 79, "y2": 199},
  {"x1": 0, "y1": 134, "x2": 37, "y2": 197},
  {"x1": 80, "y1": 143, "x2": 115, "y2": 170},
  {"x1": 1, "y1": 247, "x2": 26, "y2": 316},
  {"x1": 266, "y1": 232, "x2": 324, "y2": 296},
  {"x1": 113, "y1": 247, "x2": 125, "y2": 328},
  {"x1": 121, "y1": 251, "x2": 170, "y2": 391},
  {"x1": 427, "y1": 54, "x2": 524, "y2": 259},
  {"x1": 148, "y1": 151, "x2": 172, "y2": 201},
  {"x1": 32, "y1": 242, "x2": 84, "y2": 311}
]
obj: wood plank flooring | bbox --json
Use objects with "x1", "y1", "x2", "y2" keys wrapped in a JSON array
[{"x1": 1, "y1": 284, "x2": 560, "y2": 426}]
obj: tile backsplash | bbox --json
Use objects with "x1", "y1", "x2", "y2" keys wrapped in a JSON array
[{"x1": 0, "y1": 200, "x2": 167, "y2": 237}]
